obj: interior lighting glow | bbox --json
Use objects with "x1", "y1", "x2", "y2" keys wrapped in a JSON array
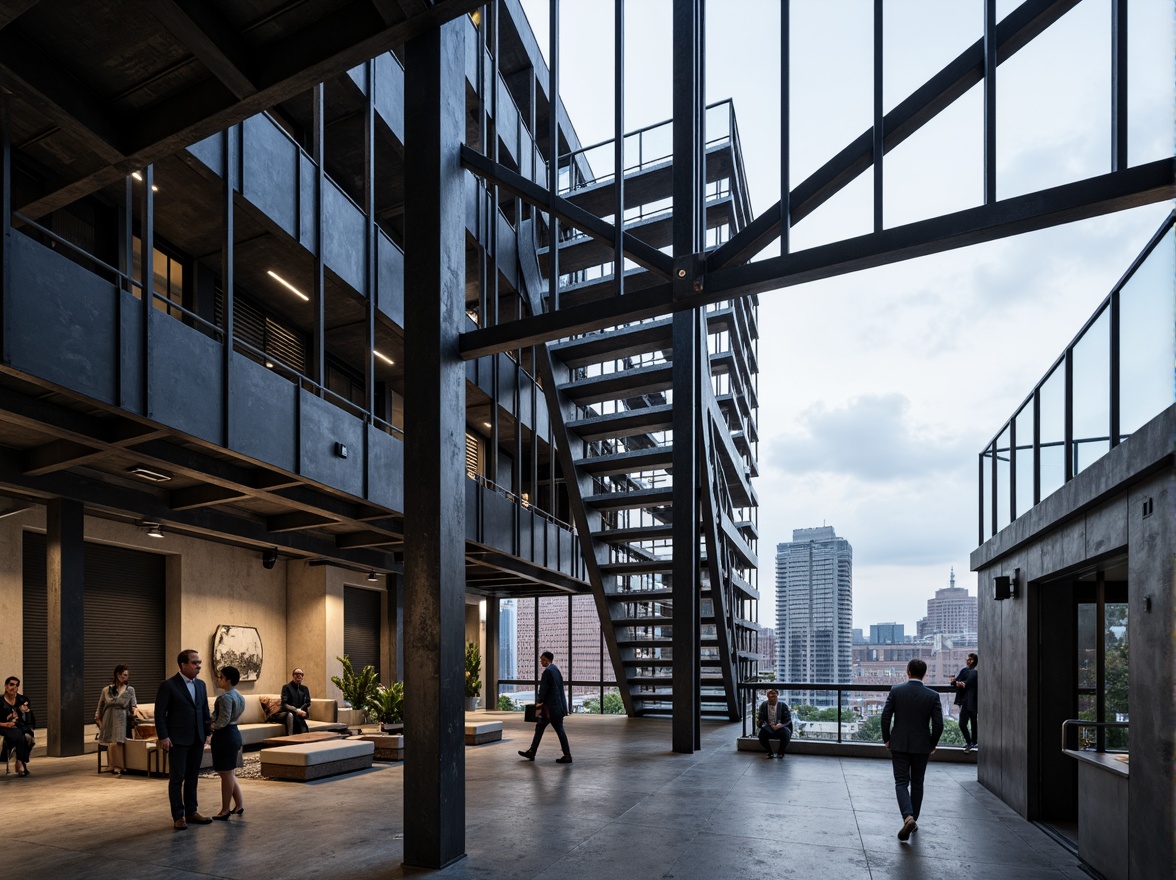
[
  {"x1": 373, "y1": 349, "x2": 394, "y2": 365},
  {"x1": 131, "y1": 171, "x2": 143, "y2": 181},
  {"x1": 267, "y1": 270, "x2": 309, "y2": 301}
]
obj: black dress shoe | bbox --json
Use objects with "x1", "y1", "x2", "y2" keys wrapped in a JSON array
[
  {"x1": 556, "y1": 755, "x2": 573, "y2": 764},
  {"x1": 518, "y1": 750, "x2": 535, "y2": 761}
]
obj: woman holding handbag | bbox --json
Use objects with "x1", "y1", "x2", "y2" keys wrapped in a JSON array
[
  {"x1": 1, "y1": 675, "x2": 35, "y2": 776},
  {"x1": 95, "y1": 665, "x2": 137, "y2": 776}
]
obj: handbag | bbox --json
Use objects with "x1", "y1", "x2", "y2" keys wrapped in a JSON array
[{"x1": 524, "y1": 703, "x2": 537, "y2": 722}]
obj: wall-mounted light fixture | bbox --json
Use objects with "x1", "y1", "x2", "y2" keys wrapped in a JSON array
[
  {"x1": 994, "y1": 568, "x2": 1020, "y2": 601},
  {"x1": 335, "y1": 442, "x2": 349, "y2": 459},
  {"x1": 367, "y1": 570, "x2": 378, "y2": 582},
  {"x1": 262, "y1": 547, "x2": 279, "y2": 569},
  {"x1": 144, "y1": 522, "x2": 164, "y2": 539}
]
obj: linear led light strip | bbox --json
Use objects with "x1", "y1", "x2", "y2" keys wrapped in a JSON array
[{"x1": 265, "y1": 270, "x2": 393, "y2": 365}]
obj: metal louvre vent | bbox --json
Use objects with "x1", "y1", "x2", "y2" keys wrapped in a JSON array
[
  {"x1": 343, "y1": 586, "x2": 381, "y2": 675},
  {"x1": 465, "y1": 432, "x2": 482, "y2": 478},
  {"x1": 214, "y1": 290, "x2": 309, "y2": 375},
  {"x1": 21, "y1": 532, "x2": 166, "y2": 726}
]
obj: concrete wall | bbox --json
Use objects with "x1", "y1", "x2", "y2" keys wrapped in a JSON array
[{"x1": 972, "y1": 404, "x2": 1175, "y2": 880}]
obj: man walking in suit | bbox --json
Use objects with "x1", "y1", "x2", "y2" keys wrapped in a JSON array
[
  {"x1": 518, "y1": 651, "x2": 572, "y2": 763},
  {"x1": 881, "y1": 657, "x2": 944, "y2": 841},
  {"x1": 156, "y1": 649, "x2": 214, "y2": 830}
]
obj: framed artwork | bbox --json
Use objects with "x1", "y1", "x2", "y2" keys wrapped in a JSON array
[{"x1": 212, "y1": 625, "x2": 263, "y2": 681}]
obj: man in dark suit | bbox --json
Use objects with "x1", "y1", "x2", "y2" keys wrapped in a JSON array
[
  {"x1": 953, "y1": 653, "x2": 978, "y2": 752},
  {"x1": 281, "y1": 668, "x2": 312, "y2": 735},
  {"x1": 518, "y1": 651, "x2": 572, "y2": 763},
  {"x1": 156, "y1": 649, "x2": 213, "y2": 830},
  {"x1": 881, "y1": 657, "x2": 944, "y2": 841}
]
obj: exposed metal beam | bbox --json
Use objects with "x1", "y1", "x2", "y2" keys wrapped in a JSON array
[
  {"x1": 0, "y1": 448, "x2": 395, "y2": 569},
  {"x1": 169, "y1": 484, "x2": 249, "y2": 511},
  {"x1": 0, "y1": 0, "x2": 40, "y2": 31},
  {"x1": 15, "y1": 0, "x2": 485, "y2": 220},
  {"x1": 459, "y1": 158, "x2": 1174, "y2": 356},
  {"x1": 708, "y1": 0, "x2": 1082, "y2": 270},
  {"x1": 150, "y1": 0, "x2": 259, "y2": 100},
  {"x1": 267, "y1": 511, "x2": 339, "y2": 532},
  {"x1": 460, "y1": 145, "x2": 674, "y2": 278},
  {"x1": 0, "y1": 31, "x2": 126, "y2": 163},
  {"x1": 23, "y1": 439, "x2": 106, "y2": 476}
]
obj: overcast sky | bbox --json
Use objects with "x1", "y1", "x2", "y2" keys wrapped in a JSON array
[{"x1": 519, "y1": 0, "x2": 1175, "y2": 632}]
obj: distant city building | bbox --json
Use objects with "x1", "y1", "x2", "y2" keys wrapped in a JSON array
[
  {"x1": 515, "y1": 597, "x2": 604, "y2": 702},
  {"x1": 869, "y1": 622, "x2": 905, "y2": 644},
  {"x1": 852, "y1": 628, "x2": 866, "y2": 645},
  {"x1": 499, "y1": 599, "x2": 517, "y2": 687},
  {"x1": 757, "y1": 627, "x2": 777, "y2": 672},
  {"x1": 851, "y1": 637, "x2": 978, "y2": 720},
  {"x1": 916, "y1": 569, "x2": 978, "y2": 638},
  {"x1": 776, "y1": 526, "x2": 853, "y2": 706}
]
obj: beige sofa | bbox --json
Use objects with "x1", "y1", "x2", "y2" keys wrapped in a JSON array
[{"x1": 131, "y1": 694, "x2": 347, "y2": 751}]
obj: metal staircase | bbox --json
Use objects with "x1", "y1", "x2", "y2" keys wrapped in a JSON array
[{"x1": 517, "y1": 104, "x2": 761, "y2": 719}]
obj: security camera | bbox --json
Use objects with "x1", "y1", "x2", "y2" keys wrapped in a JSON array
[{"x1": 262, "y1": 547, "x2": 279, "y2": 569}]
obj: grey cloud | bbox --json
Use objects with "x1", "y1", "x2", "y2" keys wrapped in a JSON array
[{"x1": 764, "y1": 393, "x2": 973, "y2": 482}]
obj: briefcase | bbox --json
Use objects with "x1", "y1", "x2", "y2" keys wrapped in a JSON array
[{"x1": 524, "y1": 703, "x2": 537, "y2": 722}]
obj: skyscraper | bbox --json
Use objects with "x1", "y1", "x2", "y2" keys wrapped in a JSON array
[
  {"x1": 499, "y1": 599, "x2": 517, "y2": 691},
  {"x1": 916, "y1": 569, "x2": 978, "y2": 639},
  {"x1": 776, "y1": 527, "x2": 853, "y2": 706}
]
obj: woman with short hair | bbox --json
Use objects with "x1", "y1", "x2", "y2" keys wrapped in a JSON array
[{"x1": 210, "y1": 665, "x2": 246, "y2": 819}]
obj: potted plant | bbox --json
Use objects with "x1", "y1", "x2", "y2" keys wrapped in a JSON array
[
  {"x1": 331, "y1": 654, "x2": 380, "y2": 726},
  {"x1": 368, "y1": 681, "x2": 404, "y2": 733},
  {"x1": 464, "y1": 641, "x2": 482, "y2": 711}
]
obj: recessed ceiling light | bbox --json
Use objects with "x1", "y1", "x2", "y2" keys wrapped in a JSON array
[
  {"x1": 151, "y1": 184, "x2": 158, "y2": 192},
  {"x1": 266, "y1": 269, "x2": 309, "y2": 301},
  {"x1": 127, "y1": 465, "x2": 172, "y2": 483},
  {"x1": 373, "y1": 349, "x2": 394, "y2": 365},
  {"x1": 482, "y1": 421, "x2": 491, "y2": 429}
]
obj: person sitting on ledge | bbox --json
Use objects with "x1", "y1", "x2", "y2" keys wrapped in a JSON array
[{"x1": 757, "y1": 688, "x2": 793, "y2": 759}]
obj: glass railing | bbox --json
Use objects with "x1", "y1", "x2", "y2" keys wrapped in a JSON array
[
  {"x1": 978, "y1": 211, "x2": 1175, "y2": 544},
  {"x1": 739, "y1": 681, "x2": 965, "y2": 746}
]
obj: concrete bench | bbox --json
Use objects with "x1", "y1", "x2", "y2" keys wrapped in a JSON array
[
  {"x1": 465, "y1": 720, "x2": 503, "y2": 745},
  {"x1": 351, "y1": 734, "x2": 403, "y2": 761},
  {"x1": 260, "y1": 738, "x2": 375, "y2": 781}
]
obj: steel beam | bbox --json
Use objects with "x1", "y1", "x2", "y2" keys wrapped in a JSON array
[
  {"x1": 670, "y1": 0, "x2": 703, "y2": 755},
  {"x1": 459, "y1": 158, "x2": 1174, "y2": 356},
  {"x1": 402, "y1": 17, "x2": 467, "y2": 870},
  {"x1": 46, "y1": 497, "x2": 85, "y2": 757},
  {"x1": 708, "y1": 0, "x2": 1082, "y2": 270}
]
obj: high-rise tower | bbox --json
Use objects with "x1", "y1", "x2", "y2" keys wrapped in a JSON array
[{"x1": 776, "y1": 527, "x2": 853, "y2": 706}]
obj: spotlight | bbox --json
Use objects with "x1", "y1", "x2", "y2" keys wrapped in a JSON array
[
  {"x1": 145, "y1": 523, "x2": 164, "y2": 539},
  {"x1": 262, "y1": 547, "x2": 279, "y2": 569},
  {"x1": 367, "y1": 570, "x2": 378, "y2": 582}
]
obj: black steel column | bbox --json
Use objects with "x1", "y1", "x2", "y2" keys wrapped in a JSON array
[
  {"x1": 1, "y1": 97, "x2": 8, "y2": 352},
  {"x1": 221, "y1": 126, "x2": 236, "y2": 446},
  {"x1": 46, "y1": 498, "x2": 85, "y2": 756},
  {"x1": 403, "y1": 17, "x2": 467, "y2": 870},
  {"x1": 671, "y1": 0, "x2": 703, "y2": 754},
  {"x1": 311, "y1": 84, "x2": 326, "y2": 389}
]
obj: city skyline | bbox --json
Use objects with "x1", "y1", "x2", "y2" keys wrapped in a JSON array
[{"x1": 518, "y1": 0, "x2": 1174, "y2": 637}]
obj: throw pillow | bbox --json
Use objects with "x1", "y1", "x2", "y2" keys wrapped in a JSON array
[{"x1": 259, "y1": 695, "x2": 283, "y2": 720}]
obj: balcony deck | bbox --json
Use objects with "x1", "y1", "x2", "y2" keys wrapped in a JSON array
[{"x1": 5, "y1": 714, "x2": 1087, "y2": 879}]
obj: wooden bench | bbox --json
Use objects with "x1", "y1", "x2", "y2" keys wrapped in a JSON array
[
  {"x1": 260, "y1": 738, "x2": 375, "y2": 780},
  {"x1": 465, "y1": 720, "x2": 503, "y2": 745}
]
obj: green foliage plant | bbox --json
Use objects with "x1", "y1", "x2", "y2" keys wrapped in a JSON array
[
  {"x1": 464, "y1": 642, "x2": 482, "y2": 698},
  {"x1": 331, "y1": 654, "x2": 380, "y2": 715},
  {"x1": 368, "y1": 681, "x2": 404, "y2": 724},
  {"x1": 497, "y1": 694, "x2": 515, "y2": 711}
]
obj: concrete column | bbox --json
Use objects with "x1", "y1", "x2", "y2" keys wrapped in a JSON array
[
  {"x1": 402, "y1": 17, "x2": 467, "y2": 870},
  {"x1": 46, "y1": 498, "x2": 84, "y2": 756},
  {"x1": 485, "y1": 597, "x2": 500, "y2": 709}
]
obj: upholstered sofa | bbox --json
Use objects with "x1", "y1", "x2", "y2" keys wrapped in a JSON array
[{"x1": 131, "y1": 694, "x2": 347, "y2": 749}]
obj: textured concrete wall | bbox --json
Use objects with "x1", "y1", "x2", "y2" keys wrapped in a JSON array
[
  {"x1": 973, "y1": 404, "x2": 1174, "y2": 880},
  {"x1": 0, "y1": 507, "x2": 42, "y2": 685}
]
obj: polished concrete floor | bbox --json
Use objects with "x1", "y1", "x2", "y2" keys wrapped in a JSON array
[{"x1": 5, "y1": 714, "x2": 1088, "y2": 880}]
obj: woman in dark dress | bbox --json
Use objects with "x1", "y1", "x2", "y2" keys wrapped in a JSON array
[
  {"x1": 1, "y1": 675, "x2": 36, "y2": 776},
  {"x1": 210, "y1": 666, "x2": 245, "y2": 819}
]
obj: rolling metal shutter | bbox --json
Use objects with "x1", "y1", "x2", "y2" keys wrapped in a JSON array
[
  {"x1": 22, "y1": 532, "x2": 166, "y2": 726},
  {"x1": 343, "y1": 586, "x2": 381, "y2": 675}
]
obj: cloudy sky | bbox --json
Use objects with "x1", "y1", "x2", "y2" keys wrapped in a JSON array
[{"x1": 519, "y1": 0, "x2": 1174, "y2": 631}]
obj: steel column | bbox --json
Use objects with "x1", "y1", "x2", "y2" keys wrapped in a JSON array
[
  {"x1": 873, "y1": 0, "x2": 883, "y2": 233},
  {"x1": 983, "y1": 0, "x2": 997, "y2": 205},
  {"x1": 614, "y1": 0, "x2": 625, "y2": 295},
  {"x1": 221, "y1": 126, "x2": 236, "y2": 447},
  {"x1": 311, "y1": 84, "x2": 326, "y2": 388},
  {"x1": 402, "y1": 17, "x2": 468, "y2": 870},
  {"x1": 1111, "y1": 0, "x2": 1127, "y2": 171},
  {"x1": 780, "y1": 1, "x2": 790, "y2": 253},
  {"x1": 485, "y1": 597, "x2": 500, "y2": 707},
  {"x1": 46, "y1": 497, "x2": 85, "y2": 757},
  {"x1": 671, "y1": 0, "x2": 704, "y2": 754}
]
